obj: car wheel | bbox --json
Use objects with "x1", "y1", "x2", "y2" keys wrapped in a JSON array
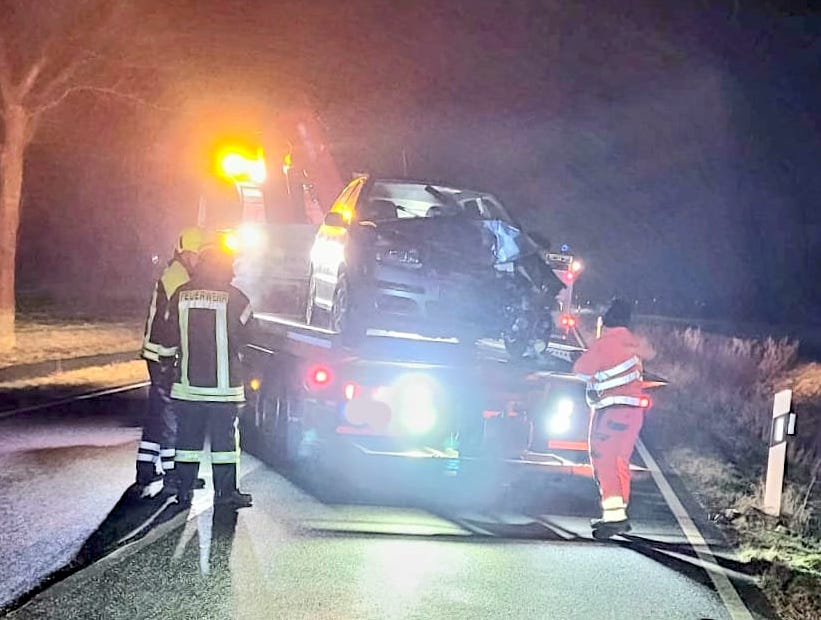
[
  {"x1": 333, "y1": 274, "x2": 369, "y2": 344},
  {"x1": 305, "y1": 274, "x2": 320, "y2": 326}
]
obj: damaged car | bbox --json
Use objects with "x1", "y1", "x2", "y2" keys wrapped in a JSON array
[{"x1": 305, "y1": 175, "x2": 565, "y2": 356}]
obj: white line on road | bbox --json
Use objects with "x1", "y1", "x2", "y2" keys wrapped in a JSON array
[
  {"x1": 0, "y1": 382, "x2": 149, "y2": 419},
  {"x1": 636, "y1": 439, "x2": 755, "y2": 620}
]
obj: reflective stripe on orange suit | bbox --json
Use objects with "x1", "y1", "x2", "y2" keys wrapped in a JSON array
[{"x1": 573, "y1": 327, "x2": 655, "y2": 517}]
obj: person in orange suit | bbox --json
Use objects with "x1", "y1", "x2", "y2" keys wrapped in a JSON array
[{"x1": 573, "y1": 298, "x2": 655, "y2": 538}]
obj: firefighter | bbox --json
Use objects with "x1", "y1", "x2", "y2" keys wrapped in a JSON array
[
  {"x1": 156, "y1": 236, "x2": 254, "y2": 509},
  {"x1": 133, "y1": 226, "x2": 205, "y2": 497},
  {"x1": 573, "y1": 298, "x2": 655, "y2": 538}
]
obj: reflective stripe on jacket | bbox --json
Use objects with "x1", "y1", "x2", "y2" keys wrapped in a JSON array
[
  {"x1": 573, "y1": 327, "x2": 652, "y2": 409},
  {"x1": 141, "y1": 259, "x2": 190, "y2": 362},
  {"x1": 156, "y1": 279, "x2": 253, "y2": 403}
]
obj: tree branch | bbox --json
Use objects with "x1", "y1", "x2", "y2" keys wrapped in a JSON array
[
  {"x1": 28, "y1": 53, "x2": 89, "y2": 107},
  {"x1": 18, "y1": 53, "x2": 47, "y2": 98},
  {"x1": 30, "y1": 83, "x2": 169, "y2": 119}
]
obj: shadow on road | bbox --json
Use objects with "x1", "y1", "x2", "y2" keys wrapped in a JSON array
[{"x1": 2, "y1": 487, "x2": 183, "y2": 615}]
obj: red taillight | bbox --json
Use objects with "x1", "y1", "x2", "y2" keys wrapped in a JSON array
[
  {"x1": 343, "y1": 382, "x2": 358, "y2": 400},
  {"x1": 560, "y1": 315, "x2": 577, "y2": 328},
  {"x1": 307, "y1": 365, "x2": 332, "y2": 389},
  {"x1": 639, "y1": 396, "x2": 651, "y2": 408},
  {"x1": 565, "y1": 272, "x2": 575, "y2": 282}
]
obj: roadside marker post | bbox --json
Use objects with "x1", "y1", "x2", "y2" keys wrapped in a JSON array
[{"x1": 763, "y1": 389, "x2": 796, "y2": 517}]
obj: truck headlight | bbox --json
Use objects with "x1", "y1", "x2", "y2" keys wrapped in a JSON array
[
  {"x1": 388, "y1": 373, "x2": 438, "y2": 435},
  {"x1": 549, "y1": 398, "x2": 575, "y2": 435}
]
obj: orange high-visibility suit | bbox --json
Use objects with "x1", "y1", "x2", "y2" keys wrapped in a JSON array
[{"x1": 573, "y1": 326, "x2": 654, "y2": 523}]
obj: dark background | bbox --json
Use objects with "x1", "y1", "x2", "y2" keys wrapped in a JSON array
[{"x1": 14, "y1": 0, "x2": 821, "y2": 322}]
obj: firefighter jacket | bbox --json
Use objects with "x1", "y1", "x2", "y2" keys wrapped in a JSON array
[
  {"x1": 141, "y1": 258, "x2": 191, "y2": 363},
  {"x1": 156, "y1": 277, "x2": 253, "y2": 403},
  {"x1": 572, "y1": 326, "x2": 655, "y2": 410}
]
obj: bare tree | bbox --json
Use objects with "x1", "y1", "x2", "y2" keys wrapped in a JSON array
[{"x1": 0, "y1": 0, "x2": 143, "y2": 349}]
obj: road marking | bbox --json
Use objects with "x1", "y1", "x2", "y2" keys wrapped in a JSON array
[
  {"x1": 0, "y1": 382, "x2": 150, "y2": 419},
  {"x1": 636, "y1": 439, "x2": 754, "y2": 620}
]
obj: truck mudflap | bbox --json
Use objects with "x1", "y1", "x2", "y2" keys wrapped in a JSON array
[{"x1": 345, "y1": 442, "x2": 651, "y2": 481}]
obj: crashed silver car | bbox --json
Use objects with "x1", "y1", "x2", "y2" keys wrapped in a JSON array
[{"x1": 305, "y1": 176, "x2": 564, "y2": 354}]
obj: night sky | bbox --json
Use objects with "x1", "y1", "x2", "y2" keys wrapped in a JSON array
[{"x1": 13, "y1": 0, "x2": 821, "y2": 322}]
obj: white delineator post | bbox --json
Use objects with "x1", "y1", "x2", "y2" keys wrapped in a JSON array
[{"x1": 763, "y1": 389, "x2": 795, "y2": 517}]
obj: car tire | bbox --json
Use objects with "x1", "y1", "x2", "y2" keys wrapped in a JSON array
[
  {"x1": 305, "y1": 274, "x2": 320, "y2": 326},
  {"x1": 330, "y1": 272, "x2": 366, "y2": 342}
]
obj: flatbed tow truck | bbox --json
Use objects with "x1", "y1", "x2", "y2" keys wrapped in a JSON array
[{"x1": 240, "y1": 313, "x2": 664, "y2": 483}]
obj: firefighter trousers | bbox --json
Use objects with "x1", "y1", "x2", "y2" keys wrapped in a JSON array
[
  {"x1": 136, "y1": 362, "x2": 177, "y2": 485},
  {"x1": 174, "y1": 401, "x2": 241, "y2": 499},
  {"x1": 589, "y1": 405, "x2": 644, "y2": 516}
]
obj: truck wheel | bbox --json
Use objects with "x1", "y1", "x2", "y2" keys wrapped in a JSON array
[
  {"x1": 256, "y1": 391, "x2": 289, "y2": 466},
  {"x1": 503, "y1": 332, "x2": 528, "y2": 359}
]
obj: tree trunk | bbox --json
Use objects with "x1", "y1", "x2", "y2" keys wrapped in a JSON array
[{"x1": 0, "y1": 103, "x2": 29, "y2": 351}]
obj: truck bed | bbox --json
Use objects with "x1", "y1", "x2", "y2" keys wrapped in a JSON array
[{"x1": 250, "y1": 312, "x2": 585, "y2": 374}]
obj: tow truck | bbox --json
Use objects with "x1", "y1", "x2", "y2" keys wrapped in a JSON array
[
  {"x1": 240, "y1": 312, "x2": 661, "y2": 482},
  {"x1": 204, "y1": 112, "x2": 661, "y2": 481}
]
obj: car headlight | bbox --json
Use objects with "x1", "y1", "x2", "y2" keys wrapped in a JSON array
[
  {"x1": 310, "y1": 238, "x2": 345, "y2": 266},
  {"x1": 548, "y1": 398, "x2": 575, "y2": 435}
]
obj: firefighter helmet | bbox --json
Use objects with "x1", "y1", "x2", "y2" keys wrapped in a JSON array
[{"x1": 176, "y1": 227, "x2": 205, "y2": 254}]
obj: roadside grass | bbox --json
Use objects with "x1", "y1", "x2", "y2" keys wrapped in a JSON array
[
  {"x1": 640, "y1": 325, "x2": 821, "y2": 619},
  {"x1": 1, "y1": 319, "x2": 142, "y2": 368},
  {"x1": 0, "y1": 361, "x2": 148, "y2": 411}
]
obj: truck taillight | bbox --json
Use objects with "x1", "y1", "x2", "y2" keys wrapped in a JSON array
[
  {"x1": 307, "y1": 365, "x2": 332, "y2": 389},
  {"x1": 560, "y1": 315, "x2": 577, "y2": 328}
]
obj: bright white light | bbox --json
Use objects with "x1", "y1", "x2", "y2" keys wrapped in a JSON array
[
  {"x1": 310, "y1": 237, "x2": 345, "y2": 267},
  {"x1": 404, "y1": 407, "x2": 437, "y2": 434},
  {"x1": 392, "y1": 374, "x2": 438, "y2": 435},
  {"x1": 249, "y1": 159, "x2": 267, "y2": 184},
  {"x1": 549, "y1": 398, "x2": 574, "y2": 435},
  {"x1": 237, "y1": 222, "x2": 267, "y2": 250}
]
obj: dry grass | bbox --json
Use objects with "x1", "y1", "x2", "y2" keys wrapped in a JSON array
[
  {"x1": 640, "y1": 326, "x2": 821, "y2": 617},
  {"x1": 0, "y1": 360, "x2": 147, "y2": 392},
  {"x1": 0, "y1": 319, "x2": 142, "y2": 369}
]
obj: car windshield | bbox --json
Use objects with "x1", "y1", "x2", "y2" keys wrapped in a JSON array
[{"x1": 362, "y1": 180, "x2": 514, "y2": 222}]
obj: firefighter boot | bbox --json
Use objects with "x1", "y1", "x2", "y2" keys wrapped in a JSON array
[{"x1": 214, "y1": 491, "x2": 253, "y2": 509}]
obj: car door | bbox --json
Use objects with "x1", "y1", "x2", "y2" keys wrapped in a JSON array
[{"x1": 311, "y1": 177, "x2": 366, "y2": 307}]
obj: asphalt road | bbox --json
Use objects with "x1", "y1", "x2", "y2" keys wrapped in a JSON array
[{"x1": 0, "y1": 389, "x2": 776, "y2": 619}]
